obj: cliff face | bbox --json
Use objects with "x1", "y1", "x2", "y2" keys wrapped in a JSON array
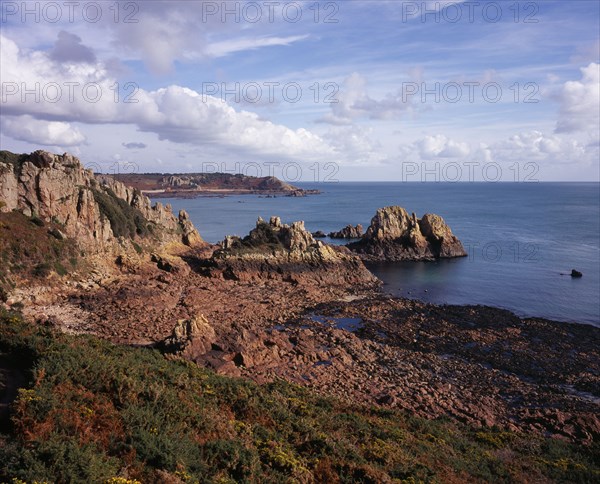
[
  {"x1": 0, "y1": 150, "x2": 202, "y2": 251},
  {"x1": 348, "y1": 206, "x2": 467, "y2": 261}
]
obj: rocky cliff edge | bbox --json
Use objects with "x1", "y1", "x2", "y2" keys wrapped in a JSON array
[{"x1": 0, "y1": 150, "x2": 202, "y2": 252}]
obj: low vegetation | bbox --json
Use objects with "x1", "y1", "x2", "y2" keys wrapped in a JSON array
[
  {"x1": 0, "y1": 151, "x2": 28, "y2": 170},
  {"x1": 216, "y1": 221, "x2": 286, "y2": 258},
  {"x1": 91, "y1": 188, "x2": 153, "y2": 240},
  {"x1": 0, "y1": 211, "x2": 81, "y2": 298},
  {"x1": 0, "y1": 311, "x2": 598, "y2": 483}
]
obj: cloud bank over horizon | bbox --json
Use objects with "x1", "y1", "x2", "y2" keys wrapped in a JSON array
[{"x1": 0, "y1": 1, "x2": 598, "y2": 181}]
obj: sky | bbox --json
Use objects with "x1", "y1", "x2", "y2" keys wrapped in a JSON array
[{"x1": 0, "y1": 0, "x2": 599, "y2": 181}]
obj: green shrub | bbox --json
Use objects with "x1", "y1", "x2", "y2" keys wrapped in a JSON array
[
  {"x1": 91, "y1": 188, "x2": 150, "y2": 240},
  {"x1": 32, "y1": 262, "x2": 51, "y2": 278},
  {"x1": 0, "y1": 211, "x2": 80, "y2": 281},
  {"x1": 0, "y1": 311, "x2": 598, "y2": 483},
  {"x1": 2, "y1": 435, "x2": 120, "y2": 483},
  {"x1": 0, "y1": 150, "x2": 28, "y2": 169},
  {"x1": 54, "y1": 261, "x2": 68, "y2": 276},
  {"x1": 29, "y1": 216, "x2": 44, "y2": 227}
]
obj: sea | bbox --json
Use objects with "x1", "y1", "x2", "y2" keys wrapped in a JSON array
[{"x1": 156, "y1": 182, "x2": 600, "y2": 327}]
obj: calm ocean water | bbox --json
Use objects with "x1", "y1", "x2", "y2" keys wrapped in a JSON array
[{"x1": 157, "y1": 183, "x2": 600, "y2": 326}]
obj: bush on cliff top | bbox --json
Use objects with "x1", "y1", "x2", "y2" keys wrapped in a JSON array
[
  {"x1": 0, "y1": 151, "x2": 28, "y2": 170},
  {"x1": 1, "y1": 311, "x2": 598, "y2": 483}
]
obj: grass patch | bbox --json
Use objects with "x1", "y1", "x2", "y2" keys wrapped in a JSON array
[
  {"x1": 0, "y1": 212, "x2": 81, "y2": 290},
  {"x1": 0, "y1": 311, "x2": 598, "y2": 483}
]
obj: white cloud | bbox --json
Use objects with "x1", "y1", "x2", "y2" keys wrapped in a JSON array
[
  {"x1": 204, "y1": 35, "x2": 309, "y2": 58},
  {"x1": 322, "y1": 125, "x2": 387, "y2": 165},
  {"x1": 555, "y1": 63, "x2": 600, "y2": 134},
  {"x1": 416, "y1": 134, "x2": 471, "y2": 159},
  {"x1": 0, "y1": 34, "x2": 344, "y2": 163},
  {"x1": 398, "y1": 130, "x2": 598, "y2": 169},
  {"x1": 318, "y1": 72, "x2": 416, "y2": 125},
  {"x1": 399, "y1": 134, "x2": 471, "y2": 160},
  {"x1": 486, "y1": 130, "x2": 596, "y2": 165},
  {"x1": 103, "y1": 2, "x2": 311, "y2": 73},
  {"x1": 318, "y1": 72, "x2": 370, "y2": 125},
  {"x1": 1, "y1": 115, "x2": 86, "y2": 146}
]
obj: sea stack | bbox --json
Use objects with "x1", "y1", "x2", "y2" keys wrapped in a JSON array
[{"x1": 347, "y1": 206, "x2": 467, "y2": 261}]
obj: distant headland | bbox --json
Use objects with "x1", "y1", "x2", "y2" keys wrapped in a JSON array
[{"x1": 111, "y1": 172, "x2": 320, "y2": 198}]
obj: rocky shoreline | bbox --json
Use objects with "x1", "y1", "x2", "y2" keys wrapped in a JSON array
[
  {"x1": 12, "y1": 240, "x2": 599, "y2": 445},
  {"x1": 2, "y1": 150, "x2": 598, "y2": 448}
]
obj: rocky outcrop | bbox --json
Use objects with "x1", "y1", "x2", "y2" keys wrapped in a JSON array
[
  {"x1": 0, "y1": 150, "x2": 202, "y2": 251},
  {"x1": 158, "y1": 313, "x2": 296, "y2": 377},
  {"x1": 209, "y1": 216, "x2": 379, "y2": 287},
  {"x1": 178, "y1": 210, "x2": 203, "y2": 246},
  {"x1": 329, "y1": 224, "x2": 363, "y2": 239},
  {"x1": 418, "y1": 213, "x2": 467, "y2": 258},
  {"x1": 348, "y1": 206, "x2": 466, "y2": 261},
  {"x1": 160, "y1": 314, "x2": 217, "y2": 358}
]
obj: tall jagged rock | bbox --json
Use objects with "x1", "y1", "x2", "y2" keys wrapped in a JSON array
[
  {"x1": 348, "y1": 206, "x2": 466, "y2": 261},
  {"x1": 159, "y1": 314, "x2": 217, "y2": 358},
  {"x1": 178, "y1": 210, "x2": 203, "y2": 246},
  {"x1": 0, "y1": 150, "x2": 203, "y2": 251}
]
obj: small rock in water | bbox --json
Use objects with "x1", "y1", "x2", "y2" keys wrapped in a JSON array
[{"x1": 571, "y1": 269, "x2": 583, "y2": 278}]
